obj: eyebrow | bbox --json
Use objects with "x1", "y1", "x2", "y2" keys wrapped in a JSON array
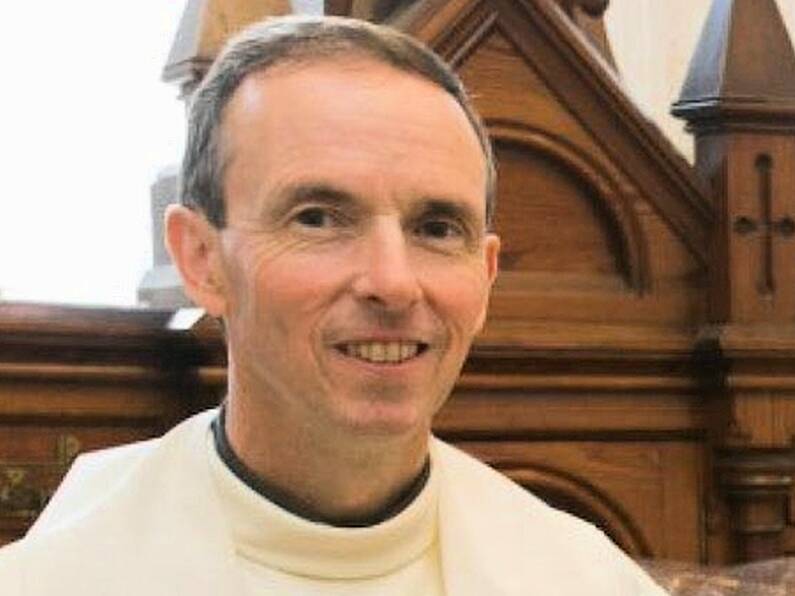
[
  {"x1": 265, "y1": 183, "x2": 360, "y2": 222},
  {"x1": 265, "y1": 181, "x2": 485, "y2": 229}
]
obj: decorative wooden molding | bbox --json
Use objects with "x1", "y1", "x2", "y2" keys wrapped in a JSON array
[
  {"x1": 716, "y1": 449, "x2": 795, "y2": 561},
  {"x1": 458, "y1": 373, "x2": 696, "y2": 392},
  {"x1": 0, "y1": 363, "x2": 167, "y2": 383},
  {"x1": 0, "y1": 303, "x2": 220, "y2": 368}
]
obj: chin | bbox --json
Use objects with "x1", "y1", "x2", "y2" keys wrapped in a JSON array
[{"x1": 334, "y1": 401, "x2": 431, "y2": 439}]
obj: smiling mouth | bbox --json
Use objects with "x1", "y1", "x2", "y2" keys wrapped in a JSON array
[{"x1": 335, "y1": 341, "x2": 429, "y2": 364}]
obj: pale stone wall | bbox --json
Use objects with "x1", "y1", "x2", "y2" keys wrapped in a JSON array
[{"x1": 605, "y1": 0, "x2": 795, "y2": 161}]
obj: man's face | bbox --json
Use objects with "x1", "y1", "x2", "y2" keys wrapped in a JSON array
[{"x1": 214, "y1": 58, "x2": 499, "y2": 442}]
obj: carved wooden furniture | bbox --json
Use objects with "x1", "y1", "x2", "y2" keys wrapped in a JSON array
[{"x1": 2, "y1": 0, "x2": 794, "y2": 568}]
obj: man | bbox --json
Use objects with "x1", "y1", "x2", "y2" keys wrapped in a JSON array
[{"x1": 0, "y1": 15, "x2": 666, "y2": 595}]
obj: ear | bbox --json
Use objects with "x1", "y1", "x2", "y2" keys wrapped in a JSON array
[
  {"x1": 164, "y1": 205, "x2": 227, "y2": 317},
  {"x1": 484, "y1": 232, "x2": 500, "y2": 288},
  {"x1": 474, "y1": 232, "x2": 501, "y2": 334}
]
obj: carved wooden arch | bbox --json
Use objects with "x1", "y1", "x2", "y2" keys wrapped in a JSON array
[
  {"x1": 488, "y1": 119, "x2": 652, "y2": 294},
  {"x1": 502, "y1": 465, "x2": 653, "y2": 557}
]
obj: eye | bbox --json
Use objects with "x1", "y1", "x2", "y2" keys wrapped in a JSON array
[
  {"x1": 293, "y1": 206, "x2": 338, "y2": 228},
  {"x1": 416, "y1": 218, "x2": 464, "y2": 240}
]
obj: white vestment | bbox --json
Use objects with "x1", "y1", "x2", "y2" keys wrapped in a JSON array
[{"x1": 0, "y1": 410, "x2": 667, "y2": 595}]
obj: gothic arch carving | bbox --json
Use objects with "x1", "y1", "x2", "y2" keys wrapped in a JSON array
[
  {"x1": 503, "y1": 465, "x2": 653, "y2": 557},
  {"x1": 488, "y1": 119, "x2": 651, "y2": 294}
]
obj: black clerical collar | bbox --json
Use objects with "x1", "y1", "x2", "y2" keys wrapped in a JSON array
[{"x1": 211, "y1": 405, "x2": 431, "y2": 528}]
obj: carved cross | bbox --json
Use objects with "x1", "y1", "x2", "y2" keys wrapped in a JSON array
[{"x1": 733, "y1": 156, "x2": 795, "y2": 295}]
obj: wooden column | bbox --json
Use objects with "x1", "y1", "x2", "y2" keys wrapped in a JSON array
[
  {"x1": 717, "y1": 449, "x2": 795, "y2": 560},
  {"x1": 673, "y1": 0, "x2": 795, "y2": 563}
]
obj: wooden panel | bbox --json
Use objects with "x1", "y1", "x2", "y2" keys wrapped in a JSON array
[
  {"x1": 728, "y1": 392, "x2": 795, "y2": 448},
  {"x1": 493, "y1": 142, "x2": 628, "y2": 279}
]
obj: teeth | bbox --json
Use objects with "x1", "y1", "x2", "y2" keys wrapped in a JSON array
[
  {"x1": 342, "y1": 342, "x2": 421, "y2": 364},
  {"x1": 371, "y1": 343, "x2": 385, "y2": 362}
]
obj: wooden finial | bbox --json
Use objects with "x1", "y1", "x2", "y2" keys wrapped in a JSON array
[{"x1": 673, "y1": 0, "x2": 795, "y2": 128}]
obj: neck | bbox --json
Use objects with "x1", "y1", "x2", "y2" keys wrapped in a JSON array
[{"x1": 222, "y1": 398, "x2": 431, "y2": 526}]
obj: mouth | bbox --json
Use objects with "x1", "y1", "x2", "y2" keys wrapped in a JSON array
[{"x1": 334, "y1": 341, "x2": 429, "y2": 365}]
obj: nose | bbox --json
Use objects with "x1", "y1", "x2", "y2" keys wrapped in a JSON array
[{"x1": 351, "y1": 219, "x2": 422, "y2": 313}]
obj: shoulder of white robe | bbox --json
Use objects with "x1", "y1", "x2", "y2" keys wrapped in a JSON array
[
  {"x1": 0, "y1": 540, "x2": 25, "y2": 595},
  {"x1": 430, "y1": 437, "x2": 670, "y2": 595}
]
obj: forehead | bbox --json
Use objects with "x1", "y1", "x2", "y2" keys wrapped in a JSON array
[
  {"x1": 223, "y1": 57, "x2": 482, "y2": 156},
  {"x1": 220, "y1": 58, "x2": 487, "y2": 217}
]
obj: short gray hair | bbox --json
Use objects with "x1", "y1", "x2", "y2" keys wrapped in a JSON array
[{"x1": 180, "y1": 15, "x2": 496, "y2": 228}]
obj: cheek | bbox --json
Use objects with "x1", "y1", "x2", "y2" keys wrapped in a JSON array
[
  {"x1": 236, "y1": 251, "x2": 351, "y2": 347},
  {"x1": 258, "y1": 254, "x2": 347, "y2": 310},
  {"x1": 424, "y1": 265, "x2": 491, "y2": 335},
  {"x1": 224, "y1": 235, "x2": 336, "y2": 309}
]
